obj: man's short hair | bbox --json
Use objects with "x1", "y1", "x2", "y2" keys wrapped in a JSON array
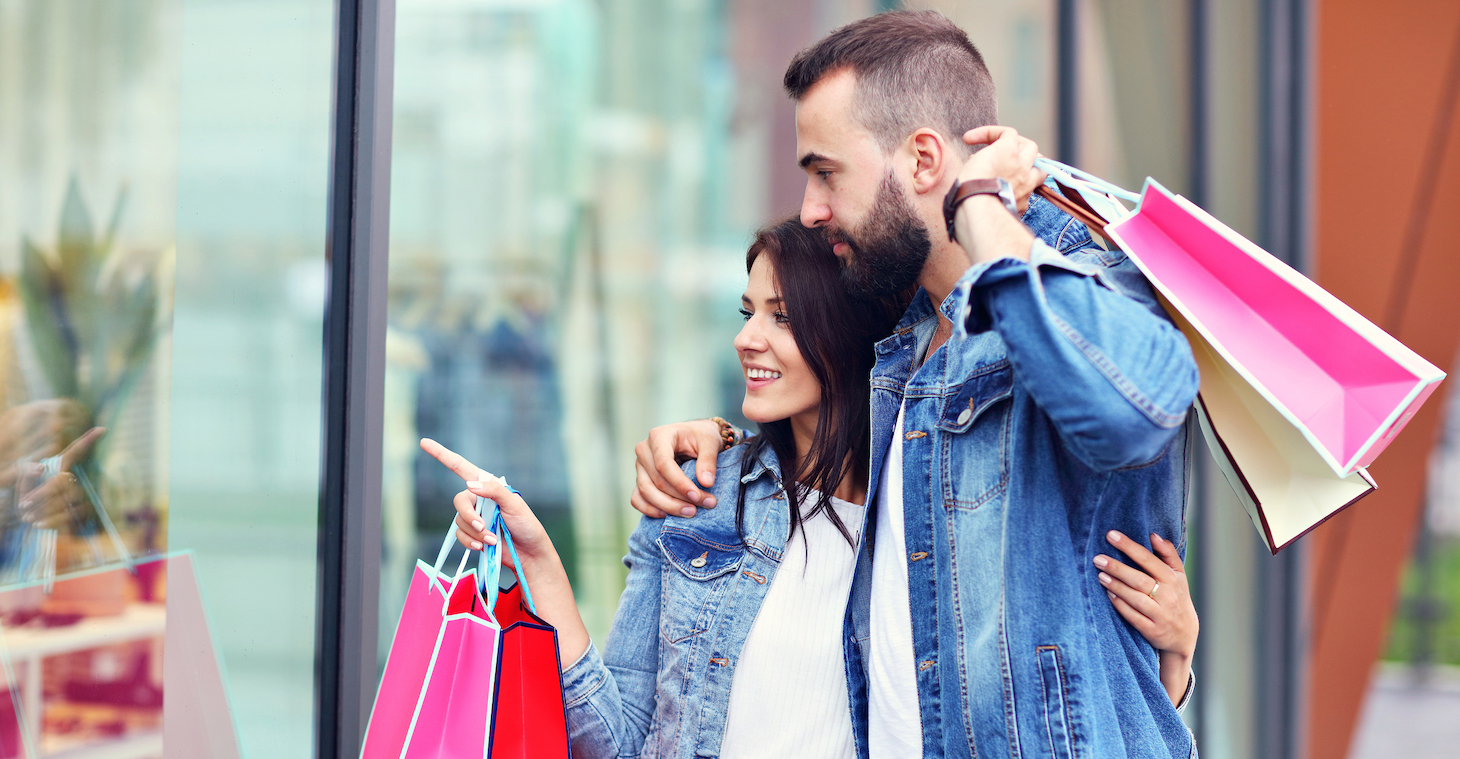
[{"x1": 783, "y1": 10, "x2": 997, "y2": 157}]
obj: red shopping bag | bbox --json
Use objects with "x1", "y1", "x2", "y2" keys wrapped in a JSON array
[{"x1": 489, "y1": 569, "x2": 571, "y2": 759}]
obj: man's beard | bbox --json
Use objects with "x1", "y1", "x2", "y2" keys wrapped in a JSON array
[{"x1": 826, "y1": 173, "x2": 932, "y2": 297}]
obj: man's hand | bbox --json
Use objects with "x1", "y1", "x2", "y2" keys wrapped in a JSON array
[
  {"x1": 951, "y1": 126, "x2": 1041, "y2": 265},
  {"x1": 630, "y1": 420, "x2": 723, "y2": 518},
  {"x1": 960, "y1": 126, "x2": 1046, "y2": 213}
]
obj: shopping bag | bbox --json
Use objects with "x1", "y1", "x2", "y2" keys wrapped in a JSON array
[
  {"x1": 1032, "y1": 158, "x2": 1446, "y2": 552},
  {"x1": 0, "y1": 551, "x2": 240, "y2": 758},
  {"x1": 362, "y1": 514, "x2": 501, "y2": 759},
  {"x1": 477, "y1": 499, "x2": 571, "y2": 759}
]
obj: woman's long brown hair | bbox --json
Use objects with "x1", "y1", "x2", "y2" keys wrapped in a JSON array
[{"x1": 736, "y1": 216, "x2": 908, "y2": 547}]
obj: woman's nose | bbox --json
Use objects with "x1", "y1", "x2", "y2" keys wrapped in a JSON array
[{"x1": 733, "y1": 318, "x2": 765, "y2": 352}]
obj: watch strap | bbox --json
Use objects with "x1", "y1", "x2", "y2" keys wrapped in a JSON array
[{"x1": 943, "y1": 178, "x2": 1010, "y2": 243}]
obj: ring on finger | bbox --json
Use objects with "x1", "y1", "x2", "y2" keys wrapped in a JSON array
[{"x1": 1147, "y1": 582, "x2": 1160, "y2": 600}]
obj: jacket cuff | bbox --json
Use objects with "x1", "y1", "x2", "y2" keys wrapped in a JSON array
[
  {"x1": 950, "y1": 238, "x2": 1116, "y2": 337},
  {"x1": 1174, "y1": 669, "x2": 1196, "y2": 714},
  {"x1": 561, "y1": 641, "x2": 608, "y2": 708}
]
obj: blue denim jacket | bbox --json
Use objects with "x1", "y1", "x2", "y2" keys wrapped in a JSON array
[
  {"x1": 840, "y1": 195, "x2": 1200, "y2": 759},
  {"x1": 560, "y1": 444, "x2": 801, "y2": 759}
]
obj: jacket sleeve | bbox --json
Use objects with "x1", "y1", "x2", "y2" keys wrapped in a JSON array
[
  {"x1": 953, "y1": 239, "x2": 1199, "y2": 471},
  {"x1": 561, "y1": 515, "x2": 664, "y2": 759}
]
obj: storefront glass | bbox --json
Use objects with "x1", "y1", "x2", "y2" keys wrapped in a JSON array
[{"x1": 0, "y1": 0, "x2": 334, "y2": 755}]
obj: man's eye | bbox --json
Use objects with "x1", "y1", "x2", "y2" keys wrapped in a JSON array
[
  {"x1": 816, "y1": 170, "x2": 832, "y2": 180},
  {"x1": 739, "y1": 308, "x2": 752, "y2": 321}
]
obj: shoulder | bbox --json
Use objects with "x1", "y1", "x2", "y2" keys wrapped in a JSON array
[
  {"x1": 676, "y1": 443, "x2": 776, "y2": 504},
  {"x1": 1023, "y1": 192, "x2": 1097, "y2": 256}
]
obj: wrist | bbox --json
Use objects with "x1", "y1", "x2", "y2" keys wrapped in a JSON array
[{"x1": 954, "y1": 194, "x2": 1032, "y2": 264}]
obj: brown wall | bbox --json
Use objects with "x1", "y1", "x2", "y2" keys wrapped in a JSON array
[{"x1": 1306, "y1": 3, "x2": 1460, "y2": 757}]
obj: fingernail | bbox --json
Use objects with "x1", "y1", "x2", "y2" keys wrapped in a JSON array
[
  {"x1": 471, "y1": 520, "x2": 484, "y2": 531},
  {"x1": 467, "y1": 481, "x2": 482, "y2": 489},
  {"x1": 702, "y1": 472, "x2": 716, "y2": 487},
  {"x1": 1093, "y1": 556, "x2": 1108, "y2": 568},
  {"x1": 471, "y1": 541, "x2": 483, "y2": 550},
  {"x1": 681, "y1": 506, "x2": 696, "y2": 517},
  {"x1": 1098, "y1": 573, "x2": 1112, "y2": 585},
  {"x1": 687, "y1": 491, "x2": 702, "y2": 504},
  {"x1": 1152, "y1": 534, "x2": 1163, "y2": 545},
  {"x1": 484, "y1": 533, "x2": 498, "y2": 545},
  {"x1": 1107, "y1": 592, "x2": 1116, "y2": 601},
  {"x1": 702, "y1": 496, "x2": 716, "y2": 508},
  {"x1": 1107, "y1": 530, "x2": 1122, "y2": 543}
]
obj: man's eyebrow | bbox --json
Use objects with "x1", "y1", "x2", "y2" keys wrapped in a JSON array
[{"x1": 798, "y1": 152, "x2": 831, "y2": 169}]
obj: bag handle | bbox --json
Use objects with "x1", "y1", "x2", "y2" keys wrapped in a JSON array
[
  {"x1": 476, "y1": 488, "x2": 539, "y2": 617},
  {"x1": 1034, "y1": 157, "x2": 1140, "y2": 203},
  {"x1": 425, "y1": 475, "x2": 540, "y2": 619}
]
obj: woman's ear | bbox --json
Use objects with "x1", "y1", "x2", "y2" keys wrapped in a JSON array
[{"x1": 908, "y1": 128, "x2": 951, "y2": 196}]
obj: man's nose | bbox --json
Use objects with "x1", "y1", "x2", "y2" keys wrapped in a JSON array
[{"x1": 801, "y1": 180, "x2": 830, "y2": 228}]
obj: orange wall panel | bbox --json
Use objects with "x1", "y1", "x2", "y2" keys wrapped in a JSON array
[{"x1": 1308, "y1": 2, "x2": 1460, "y2": 758}]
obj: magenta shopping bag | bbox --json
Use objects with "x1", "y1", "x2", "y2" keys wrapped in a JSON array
[
  {"x1": 1034, "y1": 158, "x2": 1446, "y2": 552},
  {"x1": 362, "y1": 525, "x2": 502, "y2": 759}
]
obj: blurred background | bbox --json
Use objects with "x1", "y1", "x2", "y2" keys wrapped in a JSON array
[{"x1": 0, "y1": 0, "x2": 1456, "y2": 757}]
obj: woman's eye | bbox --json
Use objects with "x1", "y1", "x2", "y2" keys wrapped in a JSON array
[
  {"x1": 739, "y1": 308, "x2": 752, "y2": 321},
  {"x1": 774, "y1": 311, "x2": 790, "y2": 325}
]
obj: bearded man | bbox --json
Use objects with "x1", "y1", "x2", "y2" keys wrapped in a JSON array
[{"x1": 632, "y1": 11, "x2": 1200, "y2": 758}]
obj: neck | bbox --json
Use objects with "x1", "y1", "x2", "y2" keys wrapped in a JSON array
[
  {"x1": 918, "y1": 235, "x2": 974, "y2": 308},
  {"x1": 786, "y1": 409, "x2": 867, "y2": 506}
]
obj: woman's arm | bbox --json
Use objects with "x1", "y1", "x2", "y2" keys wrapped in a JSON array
[
  {"x1": 423, "y1": 438, "x2": 664, "y2": 759},
  {"x1": 1093, "y1": 530, "x2": 1197, "y2": 707},
  {"x1": 424, "y1": 438, "x2": 592, "y2": 661}
]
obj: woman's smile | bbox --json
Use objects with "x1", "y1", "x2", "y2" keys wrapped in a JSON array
[{"x1": 744, "y1": 364, "x2": 783, "y2": 390}]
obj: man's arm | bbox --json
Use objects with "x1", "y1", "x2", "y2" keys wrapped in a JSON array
[{"x1": 952, "y1": 128, "x2": 1198, "y2": 470}]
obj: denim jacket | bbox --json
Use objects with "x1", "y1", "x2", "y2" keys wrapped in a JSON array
[
  {"x1": 840, "y1": 195, "x2": 1201, "y2": 759},
  {"x1": 561, "y1": 444, "x2": 802, "y2": 759}
]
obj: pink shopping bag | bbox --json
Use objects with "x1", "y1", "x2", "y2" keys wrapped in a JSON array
[
  {"x1": 1033, "y1": 159, "x2": 1446, "y2": 552},
  {"x1": 362, "y1": 523, "x2": 502, "y2": 759}
]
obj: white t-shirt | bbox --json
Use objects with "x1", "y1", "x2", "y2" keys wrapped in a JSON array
[
  {"x1": 720, "y1": 491, "x2": 865, "y2": 759},
  {"x1": 868, "y1": 406, "x2": 924, "y2": 758}
]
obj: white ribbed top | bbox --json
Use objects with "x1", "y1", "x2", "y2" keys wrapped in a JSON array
[{"x1": 719, "y1": 491, "x2": 864, "y2": 759}]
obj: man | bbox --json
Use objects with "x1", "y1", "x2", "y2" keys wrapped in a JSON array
[{"x1": 632, "y1": 11, "x2": 1199, "y2": 758}]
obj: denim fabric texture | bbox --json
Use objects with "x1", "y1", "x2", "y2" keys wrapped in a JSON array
[
  {"x1": 561, "y1": 444, "x2": 799, "y2": 759},
  {"x1": 842, "y1": 194, "x2": 1200, "y2": 759}
]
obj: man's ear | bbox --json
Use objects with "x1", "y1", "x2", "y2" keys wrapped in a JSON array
[{"x1": 908, "y1": 128, "x2": 953, "y2": 196}]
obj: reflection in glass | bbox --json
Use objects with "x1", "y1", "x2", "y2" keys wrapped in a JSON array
[{"x1": 2, "y1": 0, "x2": 334, "y2": 755}]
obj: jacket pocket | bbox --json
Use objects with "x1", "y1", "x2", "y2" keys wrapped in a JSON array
[
  {"x1": 938, "y1": 363, "x2": 1014, "y2": 509},
  {"x1": 1036, "y1": 645, "x2": 1076, "y2": 759},
  {"x1": 657, "y1": 528, "x2": 746, "y2": 643}
]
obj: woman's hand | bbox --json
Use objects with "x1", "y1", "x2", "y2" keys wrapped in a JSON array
[
  {"x1": 1094, "y1": 530, "x2": 1197, "y2": 707},
  {"x1": 420, "y1": 438, "x2": 553, "y2": 562},
  {"x1": 419, "y1": 437, "x2": 592, "y2": 667}
]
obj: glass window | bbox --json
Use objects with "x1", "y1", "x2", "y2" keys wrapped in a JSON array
[{"x1": 0, "y1": 0, "x2": 334, "y2": 756}]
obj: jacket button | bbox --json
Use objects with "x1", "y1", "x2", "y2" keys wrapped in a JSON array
[
  {"x1": 956, "y1": 407, "x2": 973, "y2": 425},
  {"x1": 690, "y1": 552, "x2": 708, "y2": 568}
]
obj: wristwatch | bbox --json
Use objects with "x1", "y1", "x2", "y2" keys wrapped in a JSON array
[{"x1": 943, "y1": 177, "x2": 1018, "y2": 243}]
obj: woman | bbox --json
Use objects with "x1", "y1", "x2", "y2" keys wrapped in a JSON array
[{"x1": 423, "y1": 217, "x2": 1197, "y2": 759}]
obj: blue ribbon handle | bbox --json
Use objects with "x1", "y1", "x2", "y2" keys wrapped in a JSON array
[
  {"x1": 475, "y1": 482, "x2": 539, "y2": 618},
  {"x1": 1034, "y1": 157, "x2": 1140, "y2": 203}
]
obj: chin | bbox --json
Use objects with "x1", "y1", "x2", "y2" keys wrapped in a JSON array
[{"x1": 741, "y1": 402, "x2": 778, "y2": 426}]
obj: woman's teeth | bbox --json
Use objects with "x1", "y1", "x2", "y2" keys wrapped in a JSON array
[{"x1": 747, "y1": 368, "x2": 782, "y2": 380}]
